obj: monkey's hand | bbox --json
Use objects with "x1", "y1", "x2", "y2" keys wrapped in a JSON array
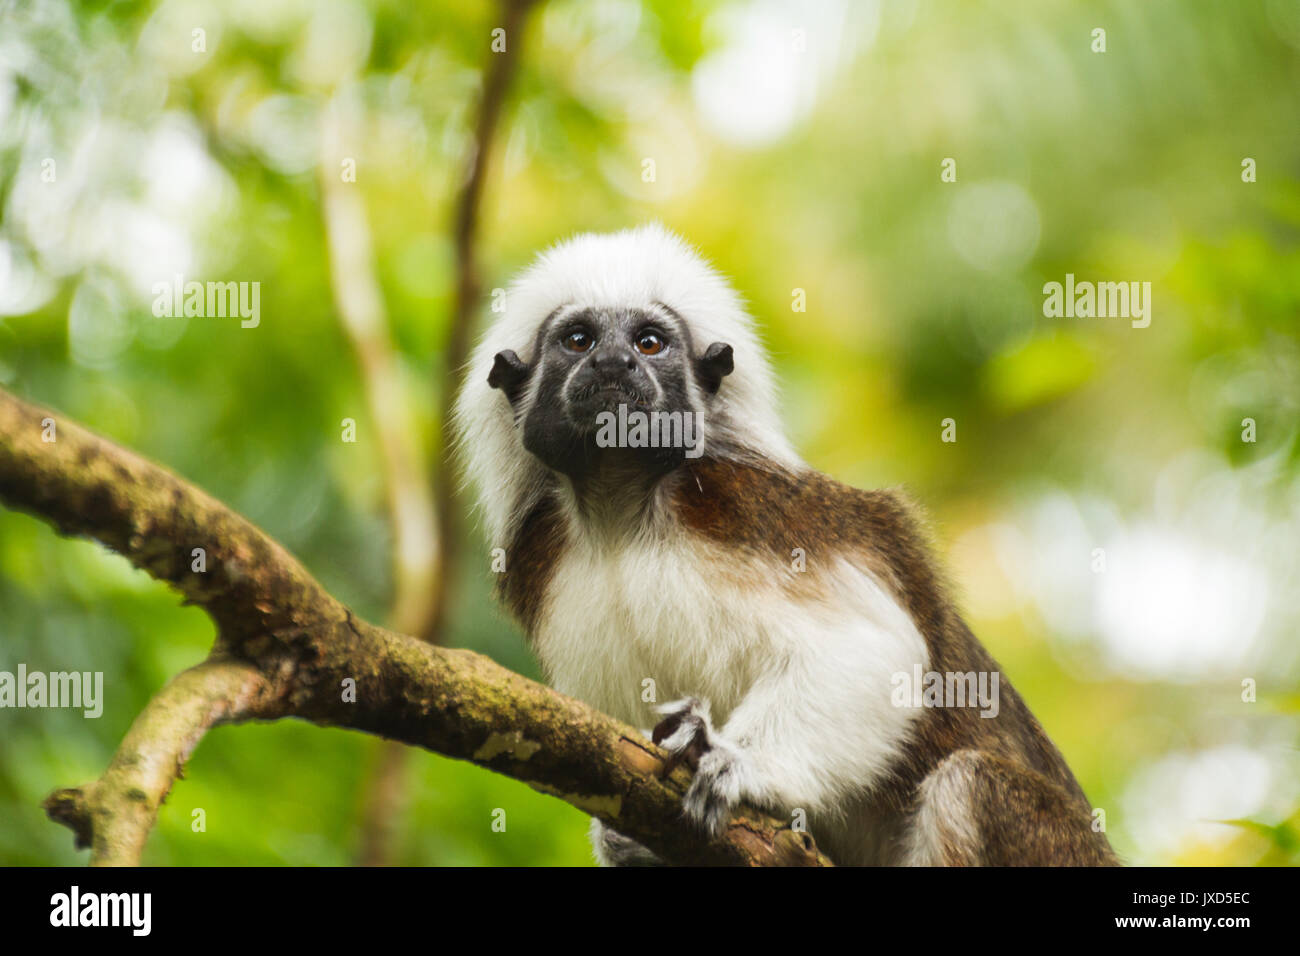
[{"x1": 652, "y1": 697, "x2": 756, "y2": 837}]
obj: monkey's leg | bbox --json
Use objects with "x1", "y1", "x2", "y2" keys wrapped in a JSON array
[
  {"x1": 904, "y1": 749, "x2": 1118, "y2": 866},
  {"x1": 588, "y1": 818, "x2": 666, "y2": 867}
]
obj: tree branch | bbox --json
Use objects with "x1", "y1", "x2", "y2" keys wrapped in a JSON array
[
  {"x1": 43, "y1": 658, "x2": 281, "y2": 866},
  {"x1": 319, "y1": 88, "x2": 439, "y2": 639},
  {"x1": 426, "y1": 0, "x2": 538, "y2": 643},
  {"x1": 0, "y1": 387, "x2": 832, "y2": 867}
]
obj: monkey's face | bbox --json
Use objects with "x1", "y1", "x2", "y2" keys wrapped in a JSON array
[{"x1": 488, "y1": 304, "x2": 734, "y2": 482}]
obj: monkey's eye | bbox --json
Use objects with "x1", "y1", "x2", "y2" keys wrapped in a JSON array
[
  {"x1": 562, "y1": 330, "x2": 594, "y2": 353},
  {"x1": 634, "y1": 330, "x2": 666, "y2": 356}
]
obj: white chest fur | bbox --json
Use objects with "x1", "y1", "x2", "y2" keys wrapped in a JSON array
[
  {"x1": 532, "y1": 521, "x2": 932, "y2": 813},
  {"x1": 534, "y1": 530, "x2": 758, "y2": 729}
]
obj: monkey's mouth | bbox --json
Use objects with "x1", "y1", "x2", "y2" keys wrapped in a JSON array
[
  {"x1": 569, "y1": 381, "x2": 651, "y2": 408},
  {"x1": 564, "y1": 380, "x2": 654, "y2": 437}
]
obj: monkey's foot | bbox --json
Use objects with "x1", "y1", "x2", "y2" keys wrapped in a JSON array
[
  {"x1": 652, "y1": 697, "x2": 752, "y2": 837},
  {"x1": 589, "y1": 818, "x2": 665, "y2": 867}
]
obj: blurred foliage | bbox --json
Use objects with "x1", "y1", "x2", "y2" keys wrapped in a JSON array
[{"x1": 0, "y1": 0, "x2": 1297, "y2": 865}]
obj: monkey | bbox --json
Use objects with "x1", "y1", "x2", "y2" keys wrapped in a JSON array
[{"x1": 454, "y1": 224, "x2": 1118, "y2": 867}]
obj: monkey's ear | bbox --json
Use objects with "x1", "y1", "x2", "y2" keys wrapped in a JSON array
[
  {"x1": 697, "y1": 342, "x2": 734, "y2": 394},
  {"x1": 488, "y1": 349, "x2": 531, "y2": 405}
]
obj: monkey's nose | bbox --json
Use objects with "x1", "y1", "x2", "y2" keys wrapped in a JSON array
[{"x1": 593, "y1": 351, "x2": 638, "y2": 375}]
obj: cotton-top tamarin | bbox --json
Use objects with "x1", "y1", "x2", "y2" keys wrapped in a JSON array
[{"x1": 454, "y1": 224, "x2": 1117, "y2": 867}]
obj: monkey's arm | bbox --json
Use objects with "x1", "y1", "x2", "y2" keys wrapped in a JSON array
[
  {"x1": 655, "y1": 641, "x2": 922, "y2": 837},
  {"x1": 591, "y1": 667, "x2": 878, "y2": 865}
]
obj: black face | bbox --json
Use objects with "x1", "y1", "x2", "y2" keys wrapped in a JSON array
[{"x1": 488, "y1": 304, "x2": 734, "y2": 482}]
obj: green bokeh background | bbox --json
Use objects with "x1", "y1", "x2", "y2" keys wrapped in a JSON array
[{"x1": 1, "y1": 0, "x2": 1298, "y2": 865}]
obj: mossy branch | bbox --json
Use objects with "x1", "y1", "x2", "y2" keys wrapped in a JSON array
[{"x1": 0, "y1": 387, "x2": 832, "y2": 867}]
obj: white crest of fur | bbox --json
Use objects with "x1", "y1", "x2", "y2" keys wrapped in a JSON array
[{"x1": 454, "y1": 223, "x2": 802, "y2": 547}]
